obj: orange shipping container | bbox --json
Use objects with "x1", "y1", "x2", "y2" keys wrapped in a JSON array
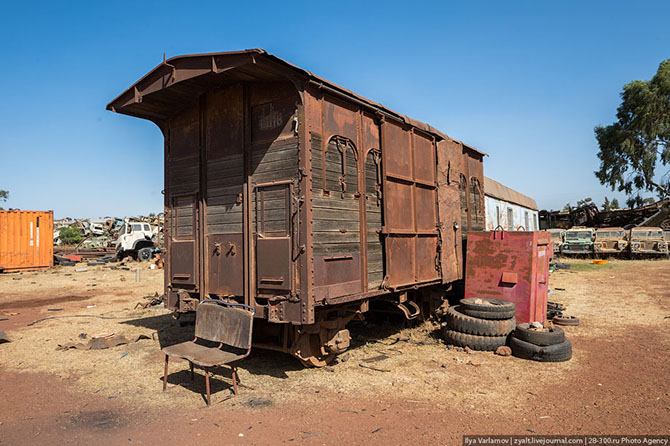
[{"x1": 0, "y1": 210, "x2": 53, "y2": 272}]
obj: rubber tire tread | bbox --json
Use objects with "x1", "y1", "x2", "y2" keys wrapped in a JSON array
[
  {"x1": 460, "y1": 297, "x2": 515, "y2": 314},
  {"x1": 446, "y1": 306, "x2": 516, "y2": 336},
  {"x1": 443, "y1": 329, "x2": 508, "y2": 351},
  {"x1": 460, "y1": 307, "x2": 516, "y2": 320},
  {"x1": 510, "y1": 336, "x2": 572, "y2": 362},
  {"x1": 553, "y1": 315, "x2": 580, "y2": 326},
  {"x1": 513, "y1": 323, "x2": 565, "y2": 346}
]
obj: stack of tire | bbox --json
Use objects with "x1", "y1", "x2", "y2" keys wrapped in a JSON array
[
  {"x1": 509, "y1": 323, "x2": 572, "y2": 362},
  {"x1": 443, "y1": 298, "x2": 516, "y2": 351}
]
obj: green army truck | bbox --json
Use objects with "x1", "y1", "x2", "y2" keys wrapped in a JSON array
[{"x1": 561, "y1": 227, "x2": 595, "y2": 255}]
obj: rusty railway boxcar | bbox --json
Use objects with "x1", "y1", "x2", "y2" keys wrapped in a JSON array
[{"x1": 107, "y1": 49, "x2": 485, "y2": 366}]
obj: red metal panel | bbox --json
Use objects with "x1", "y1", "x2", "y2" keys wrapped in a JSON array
[{"x1": 464, "y1": 231, "x2": 550, "y2": 324}]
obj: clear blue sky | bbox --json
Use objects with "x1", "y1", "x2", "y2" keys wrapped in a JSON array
[{"x1": 1, "y1": 1, "x2": 668, "y2": 219}]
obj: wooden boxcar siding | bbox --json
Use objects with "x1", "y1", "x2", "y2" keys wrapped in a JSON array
[
  {"x1": 365, "y1": 151, "x2": 384, "y2": 288},
  {"x1": 0, "y1": 210, "x2": 53, "y2": 272}
]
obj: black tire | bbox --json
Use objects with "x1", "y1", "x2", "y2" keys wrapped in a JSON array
[
  {"x1": 460, "y1": 297, "x2": 515, "y2": 315},
  {"x1": 513, "y1": 323, "x2": 565, "y2": 346},
  {"x1": 510, "y1": 336, "x2": 572, "y2": 362},
  {"x1": 460, "y1": 307, "x2": 516, "y2": 320},
  {"x1": 443, "y1": 329, "x2": 508, "y2": 351},
  {"x1": 446, "y1": 306, "x2": 516, "y2": 336},
  {"x1": 553, "y1": 315, "x2": 580, "y2": 326},
  {"x1": 137, "y1": 247, "x2": 153, "y2": 262}
]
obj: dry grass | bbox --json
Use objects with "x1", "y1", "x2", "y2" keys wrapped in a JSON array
[{"x1": 0, "y1": 259, "x2": 668, "y2": 413}]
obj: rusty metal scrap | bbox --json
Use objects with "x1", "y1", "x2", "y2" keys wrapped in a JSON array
[{"x1": 56, "y1": 334, "x2": 150, "y2": 351}]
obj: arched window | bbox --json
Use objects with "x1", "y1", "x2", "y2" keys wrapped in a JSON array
[
  {"x1": 325, "y1": 136, "x2": 358, "y2": 198},
  {"x1": 469, "y1": 177, "x2": 484, "y2": 231}
]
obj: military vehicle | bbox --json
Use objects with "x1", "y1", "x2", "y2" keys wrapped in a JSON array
[
  {"x1": 593, "y1": 227, "x2": 627, "y2": 256},
  {"x1": 629, "y1": 227, "x2": 669, "y2": 257},
  {"x1": 547, "y1": 229, "x2": 565, "y2": 255},
  {"x1": 560, "y1": 227, "x2": 595, "y2": 255}
]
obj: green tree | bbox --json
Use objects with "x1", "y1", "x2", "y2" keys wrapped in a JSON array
[
  {"x1": 595, "y1": 60, "x2": 670, "y2": 201},
  {"x1": 611, "y1": 198, "x2": 620, "y2": 209},
  {"x1": 58, "y1": 225, "x2": 83, "y2": 245},
  {"x1": 602, "y1": 197, "x2": 611, "y2": 211},
  {"x1": 0, "y1": 189, "x2": 7, "y2": 210}
]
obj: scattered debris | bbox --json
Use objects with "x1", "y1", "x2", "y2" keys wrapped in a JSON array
[
  {"x1": 0, "y1": 331, "x2": 10, "y2": 344},
  {"x1": 75, "y1": 268, "x2": 88, "y2": 273},
  {"x1": 47, "y1": 308, "x2": 63, "y2": 312},
  {"x1": 495, "y1": 346, "x2": 512, "y2": 356},
  {"x1": 361, "y1": 354, "x2": 389, "y2": 363},
  {"x1": 134, "y1": 292, "x2": 164, "y2": 309},
  {"x1": 358, "y1": 362, "x2": 391, "y2": 373},
  {"x1": 57, "y1": 334, "x2": 150, "y2": 351}
]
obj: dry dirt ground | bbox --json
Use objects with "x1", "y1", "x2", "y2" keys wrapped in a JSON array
[{"x1": 0, "y1": 259, "x2": 669, "y2": 445}]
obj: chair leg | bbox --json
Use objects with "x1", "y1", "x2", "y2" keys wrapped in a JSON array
[
  {"x1": 163, "y1": 355, "x2": 169, "y2": 391},
  {"x1": 190, "y1": 361, "x2": 194, "y2": 381},
  {"x1": 231, "y1": 367, "x2": 239, "y2": 396},
  {"x1": 205, "y1": 368, "x2": 211, "y2": 406}
]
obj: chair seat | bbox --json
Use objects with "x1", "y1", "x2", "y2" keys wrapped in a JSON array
[{"x1": 162, "y1": 342, "x2": 246, "y2": 367}]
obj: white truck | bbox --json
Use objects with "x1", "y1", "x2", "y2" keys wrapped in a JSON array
[{"x1": 115, "y1": 221, "x2": 158, "y2": 261}]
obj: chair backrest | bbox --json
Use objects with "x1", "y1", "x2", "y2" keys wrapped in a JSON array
[{"x1": 195, "y1": 301, "x2": 254, "y2": 350}]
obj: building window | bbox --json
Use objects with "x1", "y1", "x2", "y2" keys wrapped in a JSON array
[
  {"x1": 524, "y1": 211, "x2": 529, "y2": 231},
  {"x1": 507, "y1": 208, "x2": 514, "y2": 230}
]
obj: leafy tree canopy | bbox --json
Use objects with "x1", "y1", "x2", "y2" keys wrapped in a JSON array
[
  {"x1": 595, "y1": 60, "x2": 670, "y2": 200},
  {"x1": 0, "y1": 190, "x2": 8, "y2": 201}
]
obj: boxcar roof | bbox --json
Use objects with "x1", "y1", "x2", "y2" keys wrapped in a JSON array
[
  {"x1": 484, "y1": 176, "x2": 538, "y2": 210},
  {"x1": 106, "y1": 49, "x2": 486, "y2": 156}
]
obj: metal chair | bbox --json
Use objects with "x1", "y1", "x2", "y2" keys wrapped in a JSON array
[{"x1": 162, "y1": 299, "x2": 254, "y2": 405}]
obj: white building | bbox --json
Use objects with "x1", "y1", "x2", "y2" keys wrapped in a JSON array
[{"x1": 484, "y1": 177, "x2": 539, "y2": 231}]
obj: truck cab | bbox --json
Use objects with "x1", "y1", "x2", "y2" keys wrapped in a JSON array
[
  {"x1": 629, "y1": 227, "x2": 668, "y2": 257},
  {"x1": 115, "y1": 221, "x2": 156, "y2": 261},
  {"x1": 594, "y1": 227, "x2": 627, "y2": 256},
  {"x1": 561, "y1": 227, "x2": 594, "y2": 255},
  {"x1": 547, "y1": 229, "x2": 565, "y2": 255}
]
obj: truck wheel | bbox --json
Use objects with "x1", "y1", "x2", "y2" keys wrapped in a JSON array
[
  {"x1": 552, "y1": 315, "x2": 580, "y2": 326},
  {"x1": 446, "y1": 306, "x2": 516, "y2": 336},
  {"x1": 137, "y1": 247, "x2": 153, "y2": 262},
  {"x1": 510, "y1": 336, "x2": 572, "y2": 362},
  {"x1": 442, "y1": 329, "x2": 508, "y2": 351},
  {"x1": 460, "y1": 297, "x2": 515, "y2": 314},
  {"x1": 513, "y1": 323, "x2": 565, "y2": 346}
]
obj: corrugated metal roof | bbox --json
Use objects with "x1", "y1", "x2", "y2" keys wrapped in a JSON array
[
  {"x1": 106, "y1": 49, "x2": 487, "y2": 157},
  {"x1": 484, "y1": 176, "x2": 538, "y2": 210}
]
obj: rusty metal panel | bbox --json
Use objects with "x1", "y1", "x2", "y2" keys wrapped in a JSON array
[
  {"x1": 382, "y1": 120, "x2": 412, "y2": 180},
  {"x1": 415, "y1": 236, "x2": 438, "y2": 282},
  {"x1": 464, "y1": 230, "x2": 550, "y2": 324},
  {"x1": 415, "y1": 186, "x2": 437, "y2": 232},
  {"x1": 412, "y1": 133, "x2": 435, "y2": 185},
  {"x1": 436, "y1": 139, "x2": 463, "y2": 282},
  {"x1": 0, "y1": 210, "x2": 53, "y2": 272},
  {"x1": 168, "y1": 194, "x2": 198, "y2": 288},
  {"x1": 171, "y1": 241, "x2": 197, "y2": 286},
  {"x1": 385, "y1": 236, "x2": 414, "y2": 286},
  {"x1": 206, "y1": 234, "x2": 243, "y2": 296},
  {"x1": 323, "y1": 96, "x2": 358, "y2": 143},
  {"x1": 313, "y1": 254, "x2": 362, "y2": 301},
  {"x1": 257, "y1": 237, "x2": 292, "y2": 291},
  {"x1": 384, "y1": 181, "x2": 414, "y2": 232}
]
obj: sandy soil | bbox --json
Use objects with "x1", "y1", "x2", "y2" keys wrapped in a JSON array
[{"x1": 0, "y1": 259, "x2": 668, "y2": 445}]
